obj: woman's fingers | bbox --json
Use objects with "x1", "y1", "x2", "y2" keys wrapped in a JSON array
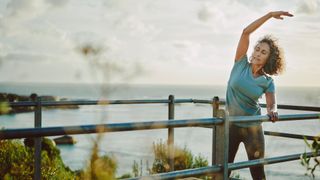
[
  {"x1": 268, "y1": 112, "x2": 279, "y2": 123},
  {"x1": 284, "y1": 12, "x2": 294, "y2": 17},
  {"x1": 273, "y1": 112, "x2": 279, "y2": 122},
  {"x1": 272, "y1": 11, "x2": 294, "y2": 19}
]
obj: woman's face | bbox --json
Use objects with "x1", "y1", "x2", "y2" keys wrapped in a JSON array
[{"x1": 251, "y1": 42, "x2": 270, "y2": 66}]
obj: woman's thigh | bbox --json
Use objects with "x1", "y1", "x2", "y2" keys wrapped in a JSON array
[
  {"x1": 243, "y1": 125, "x2": 265, "y2": 159},
  {"x1": 228, "y1": 125, "x2": 243, "y2": 162}
]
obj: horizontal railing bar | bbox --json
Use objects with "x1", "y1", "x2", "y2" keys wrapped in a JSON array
[
  {"x1": 7, "y1": 101, "x2": 36, "y2": 107},
  {"x1": 0, "y1": 113, "x2": 317, "y2": 139},
  {"x1": 174, "y1": 99, "x2": 194, "y2": 103},
  {"x1": 260, "y1": 104, "x2": 320, "y2": 112},
  {"x1": 229, "y1": 151, "x2": 320, "y2": 170},
  {"x1": 126, "y1": 151, "x2": 320, "y2": 180},
  {"x1": 192, "y1": 99, "x2": 226, "y2": 105},
  {"x1": 193, "y1": 99, "x2": 320, "y2": 111},
  {"x1": 125, "y1": 165, "x2": 221, "y2": 180},
  {"x1": 264, "y1": 131, "x2": 319, "y2": 140},
  {"x1": 230, "y1": 113, "x2": 320, "y2": 123},
  {"x1": 192, "y1": 99, "x2": 212, "y2": 104},
  {"x1": 8, "y1": 99, "x2": 195, "y2": 107},
  {"x1": 6, "y1": 98, "x2": 320, "y2": 111},
  {"x1": 0, "y1": 118, "x2": 223, "y2": 140}
]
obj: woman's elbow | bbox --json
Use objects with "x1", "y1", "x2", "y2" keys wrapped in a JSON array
[{"x1": 242, "y1": 28, "x2": 250, "y2": 35}]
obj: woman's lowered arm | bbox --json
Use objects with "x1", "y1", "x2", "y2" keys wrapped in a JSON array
[{"x1": 266, "y1": 92, "x2": 278, "y2": 122}]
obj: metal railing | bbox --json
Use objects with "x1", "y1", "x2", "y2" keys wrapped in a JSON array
[{"x1": 0, "y1": 96, "x2": 319, "y2": 180}]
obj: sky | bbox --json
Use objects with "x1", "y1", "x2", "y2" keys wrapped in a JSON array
[{"x1": 0, "y1": 0, "x2": 319, "y2": 87}]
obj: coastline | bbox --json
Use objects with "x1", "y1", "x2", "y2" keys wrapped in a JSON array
[{"x1": 0, "y1": 92, "x2": 79, "y2": 115}]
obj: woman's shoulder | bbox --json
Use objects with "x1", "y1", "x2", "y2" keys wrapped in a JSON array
[
  {"x1": 261, "y1": 73, "x2": 274, "y2": 85},
  {"x1": 235, "y1": 54, "x2": 248, "y2": 63},
  {"x1": 233, "y1": 54, "x2": 249, "y2": 71}
]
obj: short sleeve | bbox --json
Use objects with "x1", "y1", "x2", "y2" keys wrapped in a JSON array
[
  {"x1": 265, "y1": 79, "x2": 275, "y2": 93},
  {"x1": 233, "y1": 54, "x2": 249, "y2": 71}
]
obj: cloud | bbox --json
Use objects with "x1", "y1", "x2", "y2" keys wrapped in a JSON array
[
  {"x1": 1, "y1": 0, "x2": 69, "y2": 35},
  {"x1": 5, "y1": 0, "x2": 69, "y2": 18},
  {"x1": 171, "y1": 40, "x2": 201, "y2": 64},
  {"x1": 197, "y1": 3, "x2": 225, "y2": 22},
  {"x1": 113, "y1": 15, "x2": 157, "y2": 38},
  {"x1": 233, "y1": 0, "x2": 267, "y2": 9},
  {"x1": 196, "y1": 1, "x2": 259, "y2": 34},
  {"x1": 45, "y1": 0, "x2": 69, "y2": 7},
  {"x1": 3, "y1": 52, "x2": 55, "y2": 62},
  {"x1": 296, "y1": 0, "x2": 320, "y2": 14},
  {"x1": 6, "y1": 0, "x2": 52, "y2": 20},
  {"x1": 5, "y1": 0, "x2": 42, "y2": 18}
]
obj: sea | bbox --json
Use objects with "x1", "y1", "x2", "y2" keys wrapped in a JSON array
[{"x1": 0, "y1": 82, "x2": 319, "y2": 180}]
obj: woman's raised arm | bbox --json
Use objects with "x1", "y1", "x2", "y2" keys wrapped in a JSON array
[{"x1": 235, "y1": 11, "x2": 293, "y2": 61}]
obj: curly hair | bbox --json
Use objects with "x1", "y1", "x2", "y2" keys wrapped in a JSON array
[{"x1": 255, "y1": 35, "x2": 285, "y2": 75}]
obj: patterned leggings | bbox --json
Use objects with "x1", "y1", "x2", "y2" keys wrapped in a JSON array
[{"x1": 228, "y1": 124, "x2": 266, "y2": 180}]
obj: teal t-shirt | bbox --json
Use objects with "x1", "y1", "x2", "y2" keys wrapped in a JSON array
[{"x1": 226, "y1": 55, "x2": 275, "y2": 127}]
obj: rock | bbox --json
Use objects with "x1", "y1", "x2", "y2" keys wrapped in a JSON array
[
  {"x1": 0, "y1": 92, "x2": 80, "y2": 115},
  {"x1": 53, "y1": 135, "x2": 77, "y2": 145},
  {"x1": 24, "y1": 137, "x2": 61, "y2": 159}
]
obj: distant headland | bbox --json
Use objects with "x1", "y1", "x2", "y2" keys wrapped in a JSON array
[{"x1": 0, "y1": 92, "x2": 79, "y2": 115}]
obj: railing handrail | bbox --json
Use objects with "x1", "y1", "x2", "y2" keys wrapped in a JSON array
[
  {"x1": 0, "y1": 118, "x2": 222, "y2": 139},
  {"x1": 264, "y1": 131, "x2": 318, "y2": 140},
  {"x1": 229, "y1": 151, "x2": 320, "y2": 171},
  {"x1": 2, "y1": 96, "x2": 320, "y2": 180},
  {"x1": 125, "y1": 151, "x2": 320, "y2": 180},
  {"x1": 126, "y1": 164, "x2": 222, "y2": 180},
  {"x1": 7, "y1": 99, "x2": 193, "y2": 107},
  {"x1": 6, "y1": 98, "x2": 320, "y2": 111},
  {"x1": 1, "y1": 113, "x2": 319, "y2": 140},
  {"x1": 229, "y1": 113, "x2": 320, "y2": 123}
]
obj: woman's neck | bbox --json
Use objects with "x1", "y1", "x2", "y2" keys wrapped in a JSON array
[{"x1": 251, "y1": 64, "x2": 264, "y2": 77}]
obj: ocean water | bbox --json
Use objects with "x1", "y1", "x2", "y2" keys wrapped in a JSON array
[{"x1": 0, "y1": 83, "x2": 319, "y2": 179}]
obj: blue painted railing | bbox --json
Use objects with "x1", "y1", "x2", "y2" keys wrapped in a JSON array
[{"x1": 0, "y1": 96, "x2": 319, "y2": 180}]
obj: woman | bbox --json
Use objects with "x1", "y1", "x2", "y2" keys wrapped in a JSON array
[{"x1": 226, "y1": 11, "x2": 293, "y2": 179}]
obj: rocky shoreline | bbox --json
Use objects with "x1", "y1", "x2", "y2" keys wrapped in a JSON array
[{"x1": 0, "y1": 92, "x2": 79, "y2": 115}]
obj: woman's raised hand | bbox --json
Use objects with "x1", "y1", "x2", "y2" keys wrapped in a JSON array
[{"x1": 270, "y1": 11, "x2": 293, "y2": 20}]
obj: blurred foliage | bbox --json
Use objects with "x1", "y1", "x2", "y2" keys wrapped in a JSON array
[
  {"x1": 79, "y1": 134, "x2": 118, "y2": 180},
  {"x1": 132, "y1": 160, "x2": 140, "y2": 177},
  {"x1": 117, "y1": 173, "x2": 132, "y2": 179},
  {"x1": 0, "y1": 138, "x2": 75, "y2": 179},
  {"x1": 301, "y1": 136, "x2": 320, "y2": 178},
  {"x1": 79, "y1": 154, "x2": 117, "y2": 180},
  {"x1": 77, "y1": 43, "x2": 144, "y2": 96},
  {"x1": 0, "y1": 102, "x2": 10, "y2": 114},
  {"x1": 129, "y1": 139, "x2": 209, "y2": 179},
  {"x1": 150, "y1": 140, "x2": 208, "y2": 174}
]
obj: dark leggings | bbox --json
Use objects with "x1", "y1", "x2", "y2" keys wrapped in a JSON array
[{"x1": 228, "y1": 124, "x2": 266, "y2": 180}]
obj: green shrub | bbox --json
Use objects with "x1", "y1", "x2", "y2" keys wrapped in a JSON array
[
  {"x1": 132, "y1": 160, "x2": 140, "y2": 177},
  {"x1": 0, "y1": 138, "x2": 75, "y2": 179},
  {"x1": 301, "y1": 137, "x2": 320, "y2": 178},
  {"x1": 0, "y1": 102, "x2": 10, "y2": 114},
  {"x1": 87, "y1": 155, "x2": 117, "y2": 180},
  {"x1": 150, "y1": 141, "x2": 208, "y2": 174},
  {"x1": 79, "y1": 138, "x2": 118, "y2": 180},
  {"x1": 150, "y1": 140, "x2": 208, "y2": 174},
  {"x1": 128, "y1": 140, "x2": 209, "y2": 179},
  {"x1": 117, "y1": 173, "x2": 132, "y2": 179}
]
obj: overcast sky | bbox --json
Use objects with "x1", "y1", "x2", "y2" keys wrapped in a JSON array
[{"x1": 0, "y1": 0, "x2": 319, "y2": 86}]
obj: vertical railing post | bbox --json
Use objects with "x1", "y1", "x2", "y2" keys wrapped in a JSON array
[
  {"x1": 211, "y1": 96, "x2": 229, "y2": 180},
  {"x1": 34, "y1": 96, "x2": 42, "y2": 180},
  {"x1": 168, "y1": 95, "x2": 175, "y2": 171},
  {"x1": 222, "y1": 110, "x2": 229, "y2": 179},
  {"x1": 212, "y1": 96, "x2": 219, "y2": 166},
  {"x1": 214, "y1": 109, "x2": 229, "y2": 180}
]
